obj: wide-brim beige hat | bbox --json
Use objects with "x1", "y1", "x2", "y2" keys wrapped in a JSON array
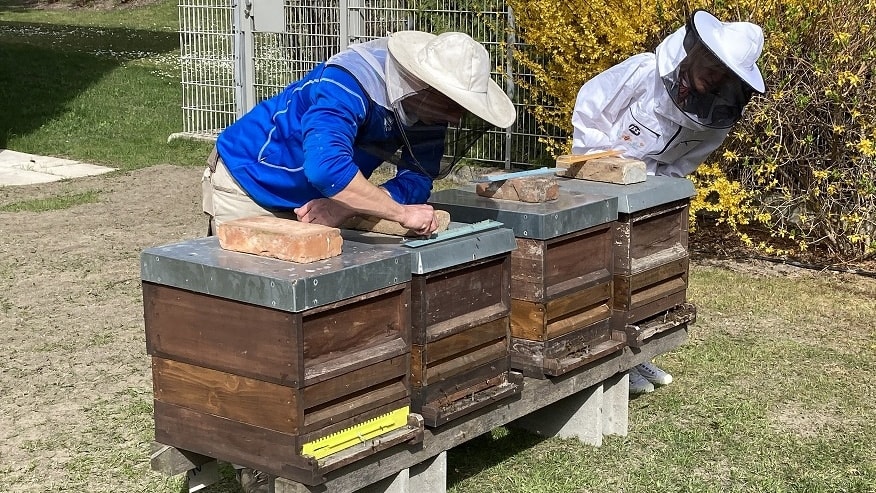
[{"x1": 387, "y1": 31, "x2": 516, "y2": 129}]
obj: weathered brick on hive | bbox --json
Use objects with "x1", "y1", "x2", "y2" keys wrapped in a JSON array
[
  {"x1": 342, "y1": 210, "x2": 451, "y2": 237},
  {"x1": 217, "y1": 216, "x2": 342, "y2": 263},
  {"x1": 556, "y1": 156, "x2": 646, "y2": 184},
  {"x1": 475, "y1": 176, "x2": 559, "y2": 203}
]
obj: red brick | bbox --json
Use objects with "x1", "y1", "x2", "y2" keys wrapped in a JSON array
[
  {"x1": 217, "y1": 216, "x2": 343, "y2": 263},
  {"x1": 475, "y1": 176, "x2": 559, "y2": 203}
]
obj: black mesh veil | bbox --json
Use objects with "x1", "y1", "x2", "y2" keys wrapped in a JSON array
[{"x1": 661, "y1": 16, "x2": 756, "y2": 129}]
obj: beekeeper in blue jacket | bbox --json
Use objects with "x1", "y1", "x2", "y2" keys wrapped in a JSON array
[
  {"x1": 572, "y1": 10, "x2": 765, "y2": 392},
  {"x1": 202, "y1": 30, "x2": 516, "y2": 237}
]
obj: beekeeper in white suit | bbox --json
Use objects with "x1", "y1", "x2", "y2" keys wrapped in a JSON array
[
  {"x1": 572, "y1": 9, "x2": 765, "y2": 392},
  {"x1": 572, "y1": 9, "x2": 765, "y2": 177}
]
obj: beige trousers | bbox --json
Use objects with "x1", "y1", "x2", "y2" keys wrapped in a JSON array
[{"x1": 201, "y1": 157, "x2": 296, "y2": 232}]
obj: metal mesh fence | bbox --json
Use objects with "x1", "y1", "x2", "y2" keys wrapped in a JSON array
[
  {"x1": 176, "y1": 0, "x2": 236, "y2": 140},
  {"x1": 173, "y1": 0, "x2": 565, "y2": 166}
]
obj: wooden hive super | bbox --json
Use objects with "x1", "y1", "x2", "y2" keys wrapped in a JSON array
[
  {"x1": 558, "y1": 176, "x2": 698, "y2": 346},
  {"x1": 341, "y1": 222, "x2": 522, "y2": 427},
  {"x1": 429, "y1": 188, "x2": 624, "y2": 378},
  {"x1": 141, "y1": 237, "x2": 421, "y2": 485}
]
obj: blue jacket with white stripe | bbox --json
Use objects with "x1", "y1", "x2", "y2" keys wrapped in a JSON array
[{"x1": 215, "y1": 63, "x2": 442, "y2": 211}]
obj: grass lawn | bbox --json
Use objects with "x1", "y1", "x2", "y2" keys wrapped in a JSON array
[{"x1": 0, "y1": 0, "x2": 212, "y2": 169}]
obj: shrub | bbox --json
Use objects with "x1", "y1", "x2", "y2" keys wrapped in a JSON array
[{"x1": 507, "y1": 0, "x2": 876, "y2": 261}]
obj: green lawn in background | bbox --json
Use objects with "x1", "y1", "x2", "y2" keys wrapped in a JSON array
[{"x1": 0, "y1": 0, "x2": 212, "y2": 169}]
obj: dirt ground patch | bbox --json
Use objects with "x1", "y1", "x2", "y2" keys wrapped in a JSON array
[{"x1": 0, "y1": 165, "x2": 202, "y2": 490}]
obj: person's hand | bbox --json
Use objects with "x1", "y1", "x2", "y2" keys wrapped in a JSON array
[
  {"x1": 294, "y1": 198, "x2": 354, "y2": 227},
  {"x1": 400, "y1": 204, "x2": 439, "y2": 236}
]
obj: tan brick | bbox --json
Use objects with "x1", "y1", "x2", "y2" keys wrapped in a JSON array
[
  {"x1": 342, "y1": 210, "x2": 451, "y2": 237},
  {"x1": 556, "y1": 156, "x2": 646, "y2": 184},
  {"x1": 475, "y1": 176, "x2": 559, "y2": 203},
  {"x1": 217, "y1": 216, "x2": 343, "y2": 263}
]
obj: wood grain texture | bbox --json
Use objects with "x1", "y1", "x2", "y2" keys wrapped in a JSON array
[
  {"x1": 416, "y1": 339, "x2": 508, "y2": 386},
  {"x1": 410, "y1": 255, "x2": 510, "y2": 343},
  {"x1": 614, "y1": 200, "x2": 690, "y2": 275},
  {"x1": 143, "y1": 282, "x2": 302, "y2": 386},
  {"x1": 510, "y1": 223, "x2": 614, "y2": 303},
  {"x1": 153, "y1": 400, "x2": 321, "y2": 485},
  {"x1": 301, "y1": 285, "x2": 409, "y2": 381},
  {"x1": 510, "y1": 281, "x2": 612, "y2": 341},
  {"x1": 554, "y1": 150, "x2": 624, "y2": 166},
  {"x1": 152, "y1": 357, "x2": 300, "y2": 434},
  {"x1": 509, "y1": 319, "x2": 623, "y2": 377},
  {"x1": 613, "y1": 257, "x2": 689, "y2": 311}
]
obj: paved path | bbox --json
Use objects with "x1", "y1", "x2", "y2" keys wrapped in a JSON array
[{"x1": 0, "y1": 149, "x2": 116, "y2": 186}]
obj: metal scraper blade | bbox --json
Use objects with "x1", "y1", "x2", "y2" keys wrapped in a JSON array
[
  {"x1": 471, "y1": 167, "x2": 561, "y2": 183},
  {"x1": 402, "y1": 219, "x2": 503, "y2": 248}
]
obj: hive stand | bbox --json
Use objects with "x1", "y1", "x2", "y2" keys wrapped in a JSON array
[{"x1": 151, "y1": 325, "x2": 689, "y2": 493}]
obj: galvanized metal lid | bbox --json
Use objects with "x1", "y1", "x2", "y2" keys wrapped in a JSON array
[
  {"x1": 341, "y1": 221, "x2": 517, "y2": 274},
  {"x1": 557, "y1": 175, "x2": 695, "y2": 214},
  {"x1": 140, "y1": 237, "x2": 411, "y2": 313},
  {"x1": 428, "y1": 187, "x2": 617, "y2": 240}
]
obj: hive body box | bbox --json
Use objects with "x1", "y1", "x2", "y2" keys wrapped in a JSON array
[
  {"x1": 558, "y1": 176, "x2": 698, "y2": 345},
  {"x1": 141, "y1": 237, "x2": 420, "y2": 485},
  {"x1": 429, "y1": 189, "x2": 624, "y2": 379},
  {"x1": 342, "y1": 223, "x2": 522, "y2": 427}
]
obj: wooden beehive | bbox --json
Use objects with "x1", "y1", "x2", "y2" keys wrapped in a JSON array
[
  {"x1": 558, "y1": 175, "x2": 698, "y2": 346},
  {"x1": 429, "y1": 188, "x2": 625, "y2": 378},
  {"x1": 342, "y1": 223, "x2": 523, "y2": 427},
  {"x1": 141, "y1": 237, "x2": 422, "y2": 485}
]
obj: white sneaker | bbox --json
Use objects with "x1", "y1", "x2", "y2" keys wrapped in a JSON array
[
  {"x1": 628, "y1": 367, "x2": 654, "y2": 394},
  {"x1": 636, "y1": 361, "x2": 673, "y2": 386}
]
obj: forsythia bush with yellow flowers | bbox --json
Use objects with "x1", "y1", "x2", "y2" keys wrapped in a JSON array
[{"x1": 506, "y1": 0, "x2": 876, "y2": 261}]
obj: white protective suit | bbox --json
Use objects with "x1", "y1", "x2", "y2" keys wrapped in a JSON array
[{"x1": 572, "y1": 25, "x2": 731, "y2": 177}]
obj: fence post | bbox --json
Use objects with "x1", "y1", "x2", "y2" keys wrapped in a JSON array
[
  {"x1": 504, "y1": 5, "x2": 516, "y2": 170},
  {"x1": 233, "y1": 0, "x2": 257, "y2": 115},
  {"x1": 340, "y1": 0, "x2": 365, "y2": 49}
]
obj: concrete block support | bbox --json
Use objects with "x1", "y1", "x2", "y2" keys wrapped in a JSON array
[
  {"x1": 358, "y1": 468, "x2": 410, "y2": 493},
  {"x1": 410, "y1": 452, "x2": 446, "y2": 493},
  {"x1": 509, "y1": 371, "x2": 629, "y2": 446},
  {"x1": 356, "y1": 452, "x2": 446, "y2": 493},
  {"x1": 602, "y1": 372, "x2": 629, "y2": 437}
]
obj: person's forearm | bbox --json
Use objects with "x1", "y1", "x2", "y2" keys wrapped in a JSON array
[{"x1": 331, "y1": 172, "x2": 407, "y2": 222}]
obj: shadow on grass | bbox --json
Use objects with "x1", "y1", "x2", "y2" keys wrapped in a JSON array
[
  {"x1": 446, "y1": 427, "x2": 546, "y2": 488},
  {"x1": 0, "y1": 20, "x2": 178, "y2": 148}
]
